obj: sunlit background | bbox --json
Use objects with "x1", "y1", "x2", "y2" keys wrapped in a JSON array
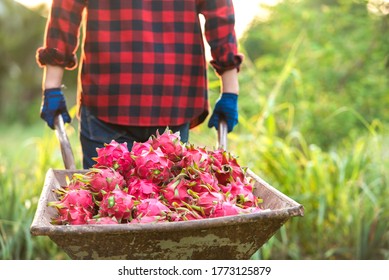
[
  {"x1": 3, "y1": 0, "x2": 389, "y2": 262},
  {"x1": 14, "y1": 0, "x2": 280, "y2": 38}
]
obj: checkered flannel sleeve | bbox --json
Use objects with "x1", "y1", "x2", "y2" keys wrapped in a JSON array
[
  {"x1": 198, "y1": 0, "x2": 243, "y2": 75},
  {"x1": 36, "y1": 0, "x2": 86, "y2": 69}
]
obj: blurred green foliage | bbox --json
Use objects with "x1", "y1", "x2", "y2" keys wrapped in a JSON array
[
  {"x1": 240, "y1": 0, "x2": 389, "y2": 148},
  {"x1": 0, "y1": 0, "x2": 45, "y2": 123},
  {"x1": 1, "y1": 0, "x2": 389, "y2": 260},
  {"x1": 0, "y1": 0, "x2": 77, "y2": 124}
]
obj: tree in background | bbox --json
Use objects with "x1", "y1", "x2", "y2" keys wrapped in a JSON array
[
  {"x1": 0, "y1": 0, "x2": 47, "y2": 123},
  {"x1": 0, "y1": 1, "x2": 78, "y2": 124}
]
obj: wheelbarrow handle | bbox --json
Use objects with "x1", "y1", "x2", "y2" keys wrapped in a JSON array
[
  {"x1": 217, "y1": 119, "x2": 228, "y2": 150},
  {"x1": 54, "y1": 114, "x2": 76, "y2": 170}
]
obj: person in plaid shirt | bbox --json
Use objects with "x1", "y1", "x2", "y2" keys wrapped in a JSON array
[{"x1": 37, "y1": 0, "x2": 243, "y2": 169}]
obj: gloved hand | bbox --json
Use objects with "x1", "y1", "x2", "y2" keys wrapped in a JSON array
[
  {"x1": 40, "y1": 88, "x2": 71, "y2": 129},
  {"x1": 207, "y1": 92, "x2": 238, "y2": 133}
]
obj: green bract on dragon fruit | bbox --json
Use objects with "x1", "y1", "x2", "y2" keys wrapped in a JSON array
[{"x1": 49, "y1": 130, "x2": 264, "y2": 225}]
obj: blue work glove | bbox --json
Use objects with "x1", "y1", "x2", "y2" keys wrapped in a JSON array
[
  {"x1": 207, "y1": 92, "x2": 238, "y2": 133},
  {"x1": 40, "y1": 88, "x2": 71, "y2": 129}
]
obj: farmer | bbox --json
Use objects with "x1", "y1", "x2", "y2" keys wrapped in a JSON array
[{"x1": 37, "y1": 0, "x2": 243, "y2": 169}]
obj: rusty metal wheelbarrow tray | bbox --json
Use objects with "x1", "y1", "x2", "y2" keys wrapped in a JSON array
[
  {"x1": 30, "y1": 116, "x2": 304, "y2": 259},
  {"x1": 31, "y1": 168, "x2": 303, "y2": 260}
]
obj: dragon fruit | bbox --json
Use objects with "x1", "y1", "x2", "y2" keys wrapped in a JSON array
[
  {"x1": 126, "y1": 176, "x2": 159, "y2": 200},
  {"x1": 150, "y1": 129, "x2": 187, "y2": 162},
  {"x1": 223, "y1": 178, "x2": 259, "y2": 208},
  {"x1": 184, "y1": 166, "x2": 220, "y2": 194},
  {"x1": 49, "y1": 129, "x2": 264, "y2": 225},
  {"x1": 179, "y1": 144, "x2": 211, "y2": 171},
  {"x1": 98, "y1": 188, "x2": 136, "y2": 222},
  {"x1": 87, "y1": 216, "x2": 119, "y2": 224},
  {"x1": 169, "y1": 207, "x2": 204, "y2": 221},
  {"x1": 48, "y1": 188, "x2": 94, "y2": 211},
  {"x1": 48, "y1": 186, "x2": 96, "y2": 225},
  {"x1": 132, "y1": 146, "x2": 173, "y2": 185},
  {"x1": 63, "y1": 178, "x2": 87, "y2": 191},
  {"x1": 130, "y1": 141, "x2": 152, "y2": 157},
  {"x1": 195, "y1": 191, "x2": 225, "y2": 217},
  {"x1": 84, "y1": 167, "x2": 126, "y2": 199},
  {"x1": 132, "y1": 198, "x2": 171, "y2": 223},
  {"x1": 93, "y1": 140, "x2": 133, "y2": 174},
  {"x1": 210, "y1": 149, "x2": 247, "y2": 185},
  {"x1": 51, "y1": 205, "x2": 94, "y2": 225},
  {"x1": 162, "y1": 175, "x2": 194, "y2": 207}
]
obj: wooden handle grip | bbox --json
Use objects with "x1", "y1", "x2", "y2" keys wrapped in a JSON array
[
  {"x1": 54, "y1": 115, "x2": 76, "y2": 170},
  {"x1": 217, "y1": 119, "x2": 228, "y2": 150}
]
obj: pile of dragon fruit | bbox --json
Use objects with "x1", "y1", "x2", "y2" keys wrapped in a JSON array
[{"x1": 49, "y1": 130, "x2": 263, "y2": 225}]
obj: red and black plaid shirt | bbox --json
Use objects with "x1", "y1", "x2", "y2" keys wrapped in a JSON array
[{"x1": 37, "y1": 0, "x2": 243, "y2": 128}]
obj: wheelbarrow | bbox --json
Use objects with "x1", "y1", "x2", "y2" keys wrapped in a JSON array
[{"x1": 30, "y1": 115, "x2": 304, "y2": 260}]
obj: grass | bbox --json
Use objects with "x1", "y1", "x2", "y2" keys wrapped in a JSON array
[
  {"x1": 0, "y1": 122, "x2": 74, "y2": 259},
  {"x1": 248, "y1": 130, "x2": 389, "y2": 259},
  {"x1": 228, "y1": 34, "x2": 389, "y2": 259}
]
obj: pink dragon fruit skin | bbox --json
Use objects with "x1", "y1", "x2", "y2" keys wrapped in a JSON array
[
  {"x1": 181, "y1": 211, "x2": 204, "y2": 221},
  {"x1": 86, "y1": 167, "x2": 126, "y2": 198},
  {"x1": 131, "y1": 198, "x2": 171, "y2": 223},
  {"x1": 195, "y1": 191, "x2": 225, "y2": 217},
  {"x1": 179, "y1": 144, "x2": 210, "y2": 170},
  {"x1": 210, "y1": 200, "x2": 242, "y2": 218},
  {"x1": 131, "y1": 141, "x2": 153, "y2": 157},
  {"x1": 98, "y1": 188, "x2": 135, "y2": 222},
  {"x1": 87, "y1": 216, "x2": 119, "y2": 224},
  {"x1": 52, "y1": 178, "x2": 89, "y2": 201},
  {"x1": 49, "y1": 129, "x2": 264, "y2": 226},
  {"x1": 93, "y1": 140, "x2": 133, "y2": 173},
  {"x1": 135, "y1": 198, "x2": 170, "y2": 217},
  {"x1": 51, "y1": 205, "x2": 94, "y2": 225},
  {"x1": 150, "y1": 129, "x2": 187, "y2": 162},
  {"x1": 133, "y1": 146, "x2": 173, "y2": 184},
  {"x1": 210, "y1": 149, "x2": 247, "y2": 185},
  {"x1": 224, "y1": 178, "x2": 258, "y2": 208},
  {"x1": 162, "y1": 176, "x2": 193, "y2": 207},
  {"x1": 116, "y1": 151, "x2": 135, "y2": 175},
  {"x1": 130, "y1": 215, "x2": 168, "y2": 224},
  {"x1": 169, "y1": 207, "x2": 204, "y2": 221},
  {"x1": 64, "y1": 179, "x2": 87, "y2": 191},
  {"x1": 48, "y1": 188, "x2": 94, "y2": 211},
  {"x1": 126, "y1": 176, "x2": 159, "y2": 200},
  {"x1": 67, "y1": 206, "x2": 94, "y2": 225},
  {"x1": 185, "y1": 167, "x2": 220, "y2": 194},
  {"x1": 212, "y1": 164, "x2": 233, "y2": 186},
  {"x1": 48, "y1": 188, "x2": 96, "y2": 225}
]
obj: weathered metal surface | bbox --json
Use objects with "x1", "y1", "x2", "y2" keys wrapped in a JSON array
[{"x1": 30, "y1": 169, "x2": 304, "y2": 260}]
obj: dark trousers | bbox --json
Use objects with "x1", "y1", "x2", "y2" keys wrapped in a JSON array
[{"x1": 79, "y1": 106, "x2": 190, "y2": 169}]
